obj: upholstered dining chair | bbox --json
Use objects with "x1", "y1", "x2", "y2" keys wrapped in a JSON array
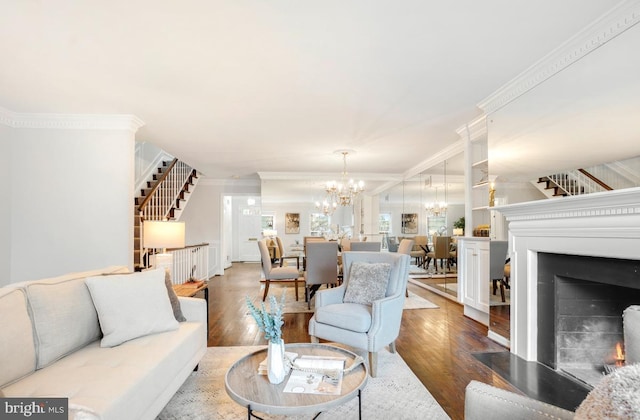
[
  {"x1": 308, "y1": 251, "x2": 411, "y2": 377},
  {"x1": 410, "y1": 235, "x2": 428, "y2": 267},
  {"x1": 426, "y1": 236, "x2": 452, "y2": 273},
  {"x1": 490, "y1": 240, "x2": 509, "y2": 302},
  {"x1": 350, "y1": 241, "x2": 381, "y2": 251},
  {"x1": 303, "y1": 241, "x2": 339, "y2": 309},
  {"x1": 398, "y1": 239, "x2": 414, "y2": 297},
  {"x1": 257, "y1": 239, "x2": 303, "y2": 301},
  {"x1": 303, "y1": 236, "x2": 326, "y2": 271},
  {"x1": 275, "y1": 236, "x2": 300, "y2": 269}
]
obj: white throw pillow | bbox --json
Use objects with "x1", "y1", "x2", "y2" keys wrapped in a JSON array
[{"x1": 85, "y1": 269, "x2": 179, "y2": 347}]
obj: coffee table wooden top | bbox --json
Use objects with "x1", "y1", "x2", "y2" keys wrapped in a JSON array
[{"x1": 225, "y1": 343, "x2": 368, "y2": 416}]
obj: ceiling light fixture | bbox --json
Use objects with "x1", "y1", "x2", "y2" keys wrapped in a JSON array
[
  {"x1": 315, "y1": 150, "x2": 365, "y2": 214},
  {"x1": 425, "y1": 161, "x2": 448, "y2": 217}
]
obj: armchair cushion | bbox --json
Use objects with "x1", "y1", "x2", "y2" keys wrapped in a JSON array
[
  {"x1": 315, "y1": 303, "x2": 372, "y2": 333},
  {"x1": 343, "y1": 262, "x2": 391, "y2": 305}
]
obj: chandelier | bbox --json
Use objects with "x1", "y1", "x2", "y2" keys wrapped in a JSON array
[
  {"x1": 425, "y1": 161, "x2": 448, "y2": 217},
  {"x1": 315, "y1": 150, "x2": 365, "y2": 214},
  {"x1": 425, "y1": 187, "x2": 447, "y2": 216}
]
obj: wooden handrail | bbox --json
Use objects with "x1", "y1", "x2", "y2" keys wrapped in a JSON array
[
  {"x1": 167, "y1": 243, "x2": 210, "y2": 251},
  {"x1": 578, "y1": 168, "x2": 613, "y2": 191},
  {"x1": 137, "y1": 158, "x2": 179, "y2": 212}
]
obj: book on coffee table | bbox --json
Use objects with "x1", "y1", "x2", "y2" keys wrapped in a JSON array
[{"x1": 283, "y1": 356, "x2": 345, "y2": 395}]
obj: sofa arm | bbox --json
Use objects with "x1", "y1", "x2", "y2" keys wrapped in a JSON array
[
  {"x1": 464, "y1": 380, "x2": 575, "y2": 420},
  {"x1": 178, "y1": 296, "x2": 207, "y2": 323}
]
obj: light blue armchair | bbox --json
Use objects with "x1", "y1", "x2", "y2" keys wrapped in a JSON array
[{"x1": 308, "y1": 251, "x2": 410, "y2": 377}]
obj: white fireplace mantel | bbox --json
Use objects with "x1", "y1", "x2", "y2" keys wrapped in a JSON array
[{"x1": 494, "y1": 187, "x2": 640, "y2": 362}]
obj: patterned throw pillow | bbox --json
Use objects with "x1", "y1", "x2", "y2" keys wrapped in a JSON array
[
  {"x1": 343, "y1": 262, "x2": 392, "y2": 305},
  {"x1": 164, "y1": 270, "x2": 187, "y2": 322}
]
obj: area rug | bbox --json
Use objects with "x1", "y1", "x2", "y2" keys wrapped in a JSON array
[
  {"x1": 432, "y1": 283, "x2": 510, "y2": 306},
  {"x1": 158, "y1": 345, "x2": 450, "y2": 419},
  {"x1": 254, "y1": 284, "x2": 438, "y2": 313}
]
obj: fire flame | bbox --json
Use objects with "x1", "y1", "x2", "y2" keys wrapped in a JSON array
[{"x1": 615, "y1": 342, "x2": 625, "y2": 366}]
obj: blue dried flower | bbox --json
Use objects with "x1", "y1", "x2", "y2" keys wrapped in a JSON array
[{"x1": 246, "y1": 292, "x2": 285, "y2": 344}]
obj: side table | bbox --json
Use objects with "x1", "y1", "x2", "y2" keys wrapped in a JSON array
[{"x1": 172, "y1": 281, "x2": 209, "y2": 338}]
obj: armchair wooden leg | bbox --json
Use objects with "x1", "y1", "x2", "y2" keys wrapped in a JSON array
[
  {"x1": 263, "y1": 280, "x2": 270, "y2": 301},
  {"x1": 310, "y1": 335, "x2": 319, "y2": 344},
  {"x1": 368, "y1": 352, "x2": 378, "y2": 377},
  {"x1": 389, "y1": 341, "x2": 397, "y2": 353}
]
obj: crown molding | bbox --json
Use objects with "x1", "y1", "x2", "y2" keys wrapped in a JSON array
[
  {"x1": 402, "y1": 140, "x2": 465, "y2": 181},
  {"x1": 198, "y1": 178, "x2": 261, "y2": 187},
  {"x1": 456, "y1": 114, "x2": 487, "y2": 141},
  {"x1": 478, "y1": 0, "x2": 640, "y2": 114},
  {"x1": 0, "y1": 107, "x2": 145, "y2": 132}
]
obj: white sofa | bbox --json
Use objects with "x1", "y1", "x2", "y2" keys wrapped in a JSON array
[{"x1": 0, "y1": 266, "x2": 207, "y2": 420}]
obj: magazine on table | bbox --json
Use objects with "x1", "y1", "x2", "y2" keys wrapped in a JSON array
[{"x1": 283, "y1": 355, "x2": 346, "y2": 395}]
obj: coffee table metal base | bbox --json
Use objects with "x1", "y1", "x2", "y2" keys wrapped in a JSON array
[{"x1": 245, "y1": 389, "x2": 361, "y2": 420}]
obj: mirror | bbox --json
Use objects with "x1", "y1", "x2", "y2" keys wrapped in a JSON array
[
  {"x1": 378, "y1": 154, "x2": 465, "y2": 300},
  {"x1": 486, "y1": 18, "x2": 640, "y2": 341}
]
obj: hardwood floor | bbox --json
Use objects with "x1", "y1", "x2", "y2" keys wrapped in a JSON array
[{"x1": 205, "y1": 262, "x2": 520, "y2": 420}]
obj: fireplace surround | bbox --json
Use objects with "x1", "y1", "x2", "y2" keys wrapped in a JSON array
[{"x1": 494, "y1": 187, "x2": 640, "y2": 367}]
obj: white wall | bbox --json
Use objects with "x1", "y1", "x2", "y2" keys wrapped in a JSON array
[
  {"x1": 134, "y1": 141, "x2": 173, "y2": 194},
  {"x1": 0, "y1": 125, "x2": 11, "y2": 285},
  {"x1": 4, "y1": 121, "x2": 137, "y2": 284},
  {"x1": 180, "y1": 179, "x2": 260, "y2": 276}
]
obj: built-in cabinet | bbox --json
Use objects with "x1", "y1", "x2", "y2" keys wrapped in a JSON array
[
  {"x1": 459, "y1": 237, "x2": 490, "y2": 325},
  {"x1": 470, "y1": 135, "x2": 490, "y2": 235}
]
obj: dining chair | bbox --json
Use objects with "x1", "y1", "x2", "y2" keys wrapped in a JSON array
[
  {"x1": 398, "y1": 239, "x2": 414, "y2": 297},
  {"x1": 303, "y1": 241, "x2": 339, "y2": 309},
  {"x1": 257, "y1": 239, "x2": 303, "y2": 301},
  {"x1": 410, "y1": 235, "x2": 428, "y2": 267},
  {"x1": 426, "y1": 236, "x2": 452, "y2": 273},
  {"x1": 303, "y1": 236, "x2": 326, "y2": 271},
  {"x1": 309, "y1": 251, "x2": 411, "y2": 377},
  {"x1": 387, "y1": 236, "x2": 399, "y2": 252},
  {"x1": 490, "y1": 240, "x2": 509, "y2": 302},
  {"x1": 275, "y1": 236, "x2": 300, "y2": 270},
  {"x1": 350, "y1": 241, "x2": 381, "y2": 251}
]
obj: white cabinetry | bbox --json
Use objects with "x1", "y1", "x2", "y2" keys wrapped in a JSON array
[{"x1": 459, "y1": 237, "x2": 490, "y2": 326}]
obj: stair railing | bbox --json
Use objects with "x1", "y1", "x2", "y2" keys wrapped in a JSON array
[
  {"x1": 137, "y1": 159, "x2": 195, "y2": 221},
  {"x1": 167, "y1": 243, "x2": 210, "y2": 284},
  {"x1": 136, "y1": 158, "x2": 197, "y2": 269},
  {"x1": 547, "y1": 169, "x2": 610, "y2": 197}
]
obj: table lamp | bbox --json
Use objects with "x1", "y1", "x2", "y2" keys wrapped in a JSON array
[{"x1": 143, "y1": 220, "x2": 186, "y2": 274}]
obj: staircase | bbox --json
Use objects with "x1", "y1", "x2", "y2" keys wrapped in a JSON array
[
  {"x1": 134, "y1": 159, "x2": 199, "y2": 270},
  {"x1": 533, "y1": 157, "x2": 640, "y2": 199}
]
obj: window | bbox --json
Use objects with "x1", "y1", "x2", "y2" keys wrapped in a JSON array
[
  {"x1": 427, "y1": 215, "x2": 446, "y2": 237},
  {"x1": 309, "y1": 213, "x2": 330, "y2": 235},
  {"x1": 379, "y1": 213, "x2": 391, "y2": 234}
]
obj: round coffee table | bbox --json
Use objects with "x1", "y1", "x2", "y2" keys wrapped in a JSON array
[{"x1": 225, "y1": 343, "x2": 368, "y2": 419}]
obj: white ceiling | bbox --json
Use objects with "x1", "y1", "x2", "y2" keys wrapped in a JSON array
[{"x1": 1, "y1": 0, "x2": 627, "y2": 189}]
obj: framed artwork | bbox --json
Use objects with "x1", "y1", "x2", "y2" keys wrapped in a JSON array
[
  {"x1": 285, "y1": 213, "x2": 300, "y2": 234},
  {"x1": 401, "y1": 213, "x2": 418, "y2": 234},
  {"x1": 261, "y1": 215, "x2": 274, "y2": 230}
]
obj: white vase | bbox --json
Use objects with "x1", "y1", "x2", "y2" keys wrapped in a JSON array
[{"x1": 267, "y1": 339, "x2": 287, "y2": 384}]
